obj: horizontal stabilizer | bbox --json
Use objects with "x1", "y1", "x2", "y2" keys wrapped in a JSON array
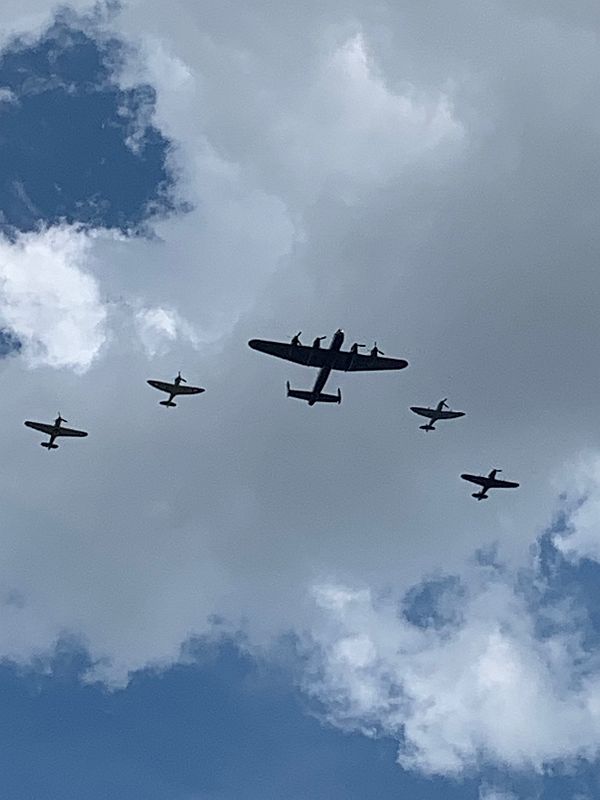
[{"x1": 286, "y1": 383, "x2": 341, "y2": 404}]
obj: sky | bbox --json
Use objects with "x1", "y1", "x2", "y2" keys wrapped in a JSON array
[{"x1": 2, "y1": 1, "x2": 600, "y2": 797}]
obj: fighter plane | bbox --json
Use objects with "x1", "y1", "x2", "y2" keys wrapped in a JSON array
[
  {"x1": 248, "y1": 329, "x2": 408, "y2": 405},
  {"x1": 147, "y1": 372, "x2": 205, "y2": 407},
  {"x1": 460, "y1": 469, "x2": 520, "y2": 500},
  {"x1": 24, "y1": 414, "x2": 88, "y2": 450},
  {"x1": 410, "y1": 398, "x2": 465, "y2": 431}
]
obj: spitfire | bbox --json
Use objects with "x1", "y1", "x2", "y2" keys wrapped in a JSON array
[
  {"x1": 147, "y1": 372, "x2": 205, "y2": 407},
  {"x1": 410, "y1": 399, "x2": 466, "y2": 431}
]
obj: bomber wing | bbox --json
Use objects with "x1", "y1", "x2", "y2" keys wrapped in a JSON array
[
  {"x1": 24, "y1": 421, "x2": 54, "y2": 435},
  {"x1": 248, "y1": 340, "x2": 408, "y2": 372}
]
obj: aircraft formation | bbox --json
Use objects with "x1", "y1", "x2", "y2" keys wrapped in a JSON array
[{"x1": 23, "y1": 328, "x2": 519, "y2": 501}]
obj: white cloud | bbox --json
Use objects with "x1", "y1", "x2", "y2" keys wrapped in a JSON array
[
  {"x1": 0, "y1": 86, "x2": 17, "y2": 104},
  {"x1": 0, "y1": 226, "x2": 107, "y2": 371},
  {"x1": 553, "y1": 455, "x2": 600, "y2": 564},
  {"x1": 134, "y1": 306, "x2": 200, "y2": 357},
  {"x1": 304, "y1": 565, "x2": 600, "y2": 775},
  {"x1": 479, "y1": 787, "x2": 518, "y2": 800},
  {"x1": 269, "y1": 31, "x2": 463, "y2": 201},
  {"x1": 3, "y1": 1, "x2": 600, "y2": 785}
]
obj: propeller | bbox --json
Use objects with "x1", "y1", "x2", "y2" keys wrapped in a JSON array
[
  {"x1": 177, "y1": 371, "x2": 187, "y2": 383},
  {"x1": 57, "y1": 413, "x2": 67, "y2": 424}
]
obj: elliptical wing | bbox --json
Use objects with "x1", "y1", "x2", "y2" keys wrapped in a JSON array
[
  {"x1": 172, "y1": 385, "x2": 204, "y2": 396},
  {"x1": 147, "y1": 380, "x2": 176, "y2": 394},
  {"x1": 410, "y1": 407, "x2": 435, "y2": 419}
]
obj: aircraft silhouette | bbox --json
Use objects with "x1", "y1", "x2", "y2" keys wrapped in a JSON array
[
  {"x1": 410, "y1": 398, "x2": 465, "y2": 431},
  {"x1": 147, "y1": 372, "x2": 205, "y2": 407},
  {"x1": 461, "y1": 469, "x2": 519, "y2": 500},
  {"x1": 24, "y1": 414, "x2": 88, "y2": 450},
  {"x1": 248, "y1": 329, "x2": 408, "y2": 405}
]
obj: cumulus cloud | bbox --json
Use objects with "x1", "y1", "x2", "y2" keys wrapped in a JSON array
[
  {"x1": 270, "y1": 31, "x2": 463, "y2": 201},
  {"x1": 553, "y1": 455, "x2": 600, "y2": 564},
  {"x1": 304, "y1": 559, "x2": 600, "y2": 775},
  {"x1": 3, "y1": 1, "x2": 600, "y2": 787},
  {"x1": 134, "y1": 306, "x2": 200, "y2": 357},
  {"x1": 0, "y1": 226, "x2": 107, "y2": 371},
  {"x1": 479, "y1": 787, "x2": 518, "y2": 800}
]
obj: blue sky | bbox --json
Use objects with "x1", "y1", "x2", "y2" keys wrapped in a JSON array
[
  {"x1": 0, "y1": 641, "x2": 476, "y2": 800},
  {"x1": 0, "y1": 10, "x2": 175, "y2": 236},
  {"x1": 2, "y1": 541, "x2": 600, "y2": 799},
  {"x1": 4, "y1": 3, "x2": 600, "y2": 799}
]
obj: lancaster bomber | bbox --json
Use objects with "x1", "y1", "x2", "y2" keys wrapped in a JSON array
[
  {"x1": 410, "y1": 398, "x2": 465, "y2": 431},
  {"x1": 461, "y1": 469, "x2": 520, "y2": 500},
  {"x1": 248, "y1": 329, "x2": 408, "y2": 405},
  {"x1": 24, "y1": 414, "x2": 88, "y2": 450},
  {"x1": 147, "y1": 372, "x2": 205, "y2": 407}
]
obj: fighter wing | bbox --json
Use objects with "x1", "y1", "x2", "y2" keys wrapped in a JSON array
[
  {"x1": 147, "y1": 380, "x2": 176, "y2": 394},
  {"x1": 24, "y1": 421, "x2": 54, "y2": 435},
  {"x1": 172, "y1": 385, "x2": 205, "y2": 396},
  {"x1": 248, "y1": 340, "x2": 408, "y2": 372},
  {"x1": 460, "y1": 474, "x2": 488, "y2": 487},
  {"x1": 56, "y1": 426, "x2": 88, "y2": 437},
  {"x1": 488, "y1": 478, "x2": 519, "y2": 489},
  {"x1": 410, "y1": 407, "x2": 435, "y2": 419},
  {"x1": 437, "y1": 410, "x2": 466, "y2": 420}
]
